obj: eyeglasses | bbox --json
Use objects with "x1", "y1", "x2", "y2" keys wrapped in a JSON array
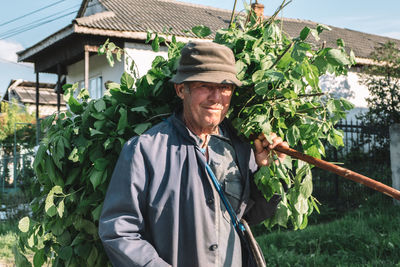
[{"x1": 186, "y1": 82, "x2": 234, "y2": 96}]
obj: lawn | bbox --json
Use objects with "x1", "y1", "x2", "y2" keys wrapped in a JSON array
[
  {"x1": 0, "y1": 223, "x2": 18, "y2": 266},
  {"x1": 256, "y1": 195, "x2": 400, "y2": 266}
]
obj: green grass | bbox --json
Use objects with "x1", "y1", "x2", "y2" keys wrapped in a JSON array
[
  {"x1": 256, "y1": 196, "x2": 400, "y2": 266},
  {"x1": 0, "y1": 222, "x2": 18, "y2": 264}
]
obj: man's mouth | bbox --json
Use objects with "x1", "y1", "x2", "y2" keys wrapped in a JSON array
[{"x1": 203, "y1": 105, "x2": 223, "y2": 111}]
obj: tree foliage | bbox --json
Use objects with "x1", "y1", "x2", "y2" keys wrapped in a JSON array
[
  {"x1": 0, "y1": 100, "x2": 36, "y2": 145},
  {"x1": 17, "y1": 8, "x2": 354, "y2": 266},
  {"x1": 359, "y1": 41, "x2": 400, "y2": 127}
]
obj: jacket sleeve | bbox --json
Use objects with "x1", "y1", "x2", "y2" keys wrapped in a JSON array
[
  {"x1": 98, "y1": 138, "x2": 170, "y2": 267},
  {"x1": 242, "y1": 151, "x2": 281, "y2": 226}
]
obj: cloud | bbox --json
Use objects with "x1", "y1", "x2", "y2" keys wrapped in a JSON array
[{"x1": 0, "y1": 40, "x2": 24, "y2": 63}]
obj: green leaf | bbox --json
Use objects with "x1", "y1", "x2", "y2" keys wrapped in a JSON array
[
  {"x1": 94, "y1": 158, "x2": 109, "y2": 171},
  {"x1": 236, "y1": 60, "x2": 247, "y2": 79},
  {"x1": 57, "y1": 199, "x2": 65, "y2": 218},
  {"x1": 18, "y1": 217, "x2": 30, "y2": 233},
  {"x1": 106, "y1": 50, "x2": 114, "y2": 67},
  {"x1": 121, "y1": 72, "x2": 134, "y2": 90},
  {"x1": 13, "y1": 246, "x2": 32, "y2": 267},
  {"x1": 133, "y1": 122, "x2": 152, "y2": 135},
  {"x1": 131, "y1": 106, "x2": 149, "y2": 114},
  {"x1": 146, "y1": 30, "x2": 153, "y2": 43},
  {"x1": 337, "y1": 38, "x2": 345, "y2": 47},
  {"x1": 310, "y1": 29, "x2": 320, "y2": 41},
  {"x1": 292, "y1": 42, "x2": 310, "y2": 61},
  {"x1": 316, "y1": 24, "x2": 331, "y2": 34},
  {"x1": 68, "y1": 97, "x2": 83, "y2": 114},
  {"x1": 287, "y1": 125, "x2": 300, "y2": 146},
  {"x1": 94, "y1": 99, "x2": 106, "y2": 112},
  {"x1": 51, "y1": 185, "x2": 63, "y2": 195},
  {"x1": 45, "y1": 191, "x2": 57, "y2": 217},
  {"x1": 90, "y1": 128, "x2": 104, "y2": 137},
  {"x1": 33, "y1": 249, "x2": 45, "y2": 267},
  {"x1": 74, "y1": 218, "x2": 98, "y2": 236},
  {"x1": 274, "y1": 202, "x2": 291, "y2": 227},
  {"x1": 57, "y1": 230, "x2": 72, "y2": 246},
  {"x1": 340, "y1": 98, "x2": 354, "y2": 110},
  {"x1": 252, "y1": 70, "x2": 265, "y2": 83},
  {"x1": 264, "y1": 70, "x2": 284, "y2": 82},
  {"x1": 92, "y1": 203, "x2": 104, "y2": 221},
  {"x1": 117, "y1": 107, "x2": 128, "y2": 134},
  {"x1": 299, "y1": 27, "x2": 310, "y2": 40},
  {"x1": 254, "y1": 81, "x2": 269, "y2": 95},
  {"x1": 294, "y1": 194, "x2": 309, "y2": 214},
  {"x1": 305, "y1": 144, "x2": 321, "y2": 159},
  {"x1": 90, "y1": 169, "x2": 104, "y2": 190},
  {"x1": 59, "y1": 246, "x2": 73, "y2": 261},
  {"x1": 33, "y1": 144, "x2": 47, "y2": 170},
  {"x1": 300, "y1": 175, "x2": 313, "y2": 198},
  {"x1": 68, "y1": 147, "x2": 79, "y2": 162},
  {"x1": 152, "y1": 34, "x2": 160, "y2": 52},
  {"x1": 191, "y1": 25, "x2": 212, "y2": 38},
  {"x1": 326, "y1": 49, "x2": 351, "y2": 66},
  {"x1": 87, "y1": 247, "x2": 99, "y2": 266}
]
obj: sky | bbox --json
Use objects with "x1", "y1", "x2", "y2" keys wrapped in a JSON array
[{"x1": 0, "y1": 0, "x2": 399, "y2": 97}]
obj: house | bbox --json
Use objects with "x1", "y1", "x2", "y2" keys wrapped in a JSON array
[
  {"x1": 1, "y1": 79, "x2": 66, "y2": 117},
  {"x1": 17, "y1": 0, "x2": 400, "y2": 120}
]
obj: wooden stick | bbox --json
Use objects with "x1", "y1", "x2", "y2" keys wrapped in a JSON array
[{"x1": 274, "y1": 144, "x2": 400, "y2": 201}]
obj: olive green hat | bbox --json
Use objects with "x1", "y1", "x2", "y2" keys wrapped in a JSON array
[{"x1": 170, "y1": 41, "x2": 242, "y2": 86}]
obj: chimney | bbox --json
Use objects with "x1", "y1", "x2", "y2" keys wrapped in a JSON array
[{"x1": 251, "y1": 1, "x2": 265, "y2": 23}]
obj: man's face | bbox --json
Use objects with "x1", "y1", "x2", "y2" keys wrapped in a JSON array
[{"x1": 175, "y1": 81, "x2": 234, "y2": 133}]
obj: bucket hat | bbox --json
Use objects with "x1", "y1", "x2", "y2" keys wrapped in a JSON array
[{"x1": 170, "y1": 42, "x2": 242, "y2": 86}]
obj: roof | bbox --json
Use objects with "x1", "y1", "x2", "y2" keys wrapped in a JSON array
[
  {"x1": 2, "y1": 80, "x2": 65, "y2": 106},
  {"x1": 18, "y1": 0, "x2": 400, "y2": 64}
]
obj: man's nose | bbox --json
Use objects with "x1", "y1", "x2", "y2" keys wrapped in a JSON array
[{"x1": 208, "y1": 88, "x2": 222, "y2": 102}]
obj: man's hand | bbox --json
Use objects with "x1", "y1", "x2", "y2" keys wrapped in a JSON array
[{"x1": 254, "y1": 133, "x2": 289, "y2": 167}]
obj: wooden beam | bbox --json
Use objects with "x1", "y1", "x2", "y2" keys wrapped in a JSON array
[
  {"x1": 35, "y1": 72, "x2": 40, "y2": 145},
  {"x1": 57, "y1": 64, "x2": 61, "y2": 112},
  {"x1": 35, "y1": 72, "x2": 39, "y2": 120},
  {"x1": 84, "y1": 45, "x2": 89, "y2": 90}
]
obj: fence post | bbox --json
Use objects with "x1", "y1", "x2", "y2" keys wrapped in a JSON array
[
  {"x1": 390, "y1": 123, "x2": 400, "y2": 205},
  {"x1": 334, "y1": 148, "x2": 339, "y2": 199}
]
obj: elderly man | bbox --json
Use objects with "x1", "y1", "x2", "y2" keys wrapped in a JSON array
[{"x1": 99, "y1": 42, "x2": 288, "y2": 267}]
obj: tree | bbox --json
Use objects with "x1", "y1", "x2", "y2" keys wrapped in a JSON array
[
  {"x1": 359, "y1": 41, "x2": 400, "y2": 127},
  {"x1": 0, "y1": 100, "x2": 36, "y2": 187},
  {"x1": 0, "y1": 99, "x2": 35, "y2": 143}
]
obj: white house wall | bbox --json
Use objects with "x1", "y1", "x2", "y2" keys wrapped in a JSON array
[
  {"x1": 124, "y1": 42, "x2": 168, "y2": 78},
  {"x1": 320, "y1": 71, "x2": 369, "y2": 121},
  {"x1": 66, "y1": 53, "x2": 124, "y2": 92}
]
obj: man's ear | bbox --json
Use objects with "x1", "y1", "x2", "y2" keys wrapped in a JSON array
[{"x1": 174, "y1": 83, "x2": 185, "y2": 100}]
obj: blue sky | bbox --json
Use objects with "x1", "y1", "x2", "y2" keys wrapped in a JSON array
[{"x1": 0, "y1": 0, "x2": 399, "y2": 97}]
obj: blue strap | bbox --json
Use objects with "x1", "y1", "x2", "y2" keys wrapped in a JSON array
[{"x1": 204, "y1": 160, "x2": 245, "y2": 232}]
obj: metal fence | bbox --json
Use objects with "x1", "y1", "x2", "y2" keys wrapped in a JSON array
[
  {"x1": 0, "y1": 150, "x2": 35, "y2": 193},
  {"x1": 313, "y1": 118, "x2": 390, "y2": 203}
]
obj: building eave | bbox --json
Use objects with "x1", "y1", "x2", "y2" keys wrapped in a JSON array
[{"x1": 17, "y1": 24, "x2": 75, "y2": 63}]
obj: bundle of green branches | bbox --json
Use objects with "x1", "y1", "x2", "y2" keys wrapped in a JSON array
[{"x1": 16, "y1": 3, "x2": 354, "y2": 266}]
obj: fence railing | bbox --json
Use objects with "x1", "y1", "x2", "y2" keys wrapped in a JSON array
[
  {"x1": 313, "y1": 118, "x2": 390, "y2": 202},
  {"x1": 0, "y1": 152, "x2": 35, "y2": 193}
]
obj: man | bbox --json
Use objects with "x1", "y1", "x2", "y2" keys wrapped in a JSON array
[{"x1": 99, "y1": 42, "x2": 288, "y2": 267}]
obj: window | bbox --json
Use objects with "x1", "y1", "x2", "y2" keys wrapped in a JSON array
[{"x1": 77, "y1": 76, "x2": 103, "y2": 99}]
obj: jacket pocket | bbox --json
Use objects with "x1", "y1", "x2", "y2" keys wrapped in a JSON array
[{"x1": 222, "y1": 178, "x2": 243, "y2": 221}]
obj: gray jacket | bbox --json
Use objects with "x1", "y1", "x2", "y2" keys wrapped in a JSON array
[{"x1": 98, "y1": 113, "x2": 279, "y2": 267}]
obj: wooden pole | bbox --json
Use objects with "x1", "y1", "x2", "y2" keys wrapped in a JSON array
[
  {"x1": 84, "y1": 45, "x2": 89, "y2": 91},
  {"x1": 274, "y1": 144, "x2": 400, "y2": 201}
]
